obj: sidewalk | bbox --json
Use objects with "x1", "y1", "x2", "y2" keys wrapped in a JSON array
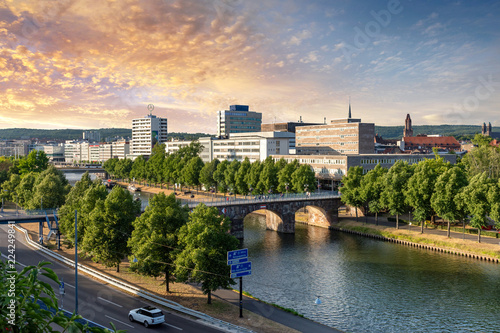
[
  {"x1": 207, "y1": 287, "x2": 343, "y2": 333},
  {"x1": 341, "y1": 213, "x2": 500, "y2": 246}
]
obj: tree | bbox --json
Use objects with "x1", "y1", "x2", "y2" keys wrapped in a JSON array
[
  {"x1": 247, "y1": 160, "x2": 263, "y2": 194},
  {"x1": 381, "y1": 161, "x2": 413, "y2": 229},
  {"x1": 339, "y1": 166, "x2": 364, "y2": 221},
  {"x1": 82, "y1": 186, "x2": 140, "y2": 271},
  {"x1": 359, "y1": 164, "x2": 388, "y2": 225},
  {"x1": 103, "y1": 158, "x2": 118, "y2": 177},
  {"x1": 0, "y1": 157, "x2": 12, "y2": 186},
  {"x1": 114, "y1": 158, "x2": 133, "y2": 180},
  {"x1": 15, "y1": 172, "x2": 36, "y2": 208},
  {"x1": 405, "y1": 158, "x2": 450, "y2": 233},
  {"x1": 176, "y1": 141, "x2": 202, "y2": 159},
  {"x1": 456, "y1": 172, "x2": 494, "y2": 242},
  {"x1": 130, "y1": 156, "x2": 146, "y2": 183},
  {"x1": 128, "y1": 193, "x2": 189, "y2": 292},
  {"x1": 199, "y1": 159, "x2": 219, "y2": 191},
  {"x1": 277, "y1": 159, "x2": 299, "y2": 193},
  {"x1": 291, "y1": 164, "x2": 316, "y2": 194},
  {"x1": 182, "y1": 156, "x2": 204, "y2": 190},
  {"x1": 27, "y1": 166, "x2": 70, "y2": 210},
  {"x1": 460, "y1": 145, "x2": 500, "y2": 180},
  {"x1": 256, "y1": 157, "x2": 278, "y2": 194},
  {"x1": 213, "y1": 160, "x2": 229, "y2": 193},
  {"x1": 18, "y1": 150, "x2": 49, "y2": 176},
  {"x1": 488, "y1": 179, "x2": 500, "y2": 230},
  {"x1": 224, "y1": 160, "x2": 241, "y2": 194},
  {"x1": 235, "y1": 158, "x2": 251, "y2": 195},
  {"x1": 471, "y1": 133, "x2": 492, "y2": 147},
  {"x1": 0, "y1": 260, "x2": 124, "y2": 332},
  {"x1": 431, "y1": 166, "x2": 468, "y2": 237},
  {"x1": 174, "y1": 204, "x2": 239, "y2": 304},
  {"x1": 58, "y1": 172, "x2": 96, "y2": 243},
  {"x1": 1, "y1": 174, "x2": 20, "y2": 201},
  {"x1": 146, "y1": 143, "x2": 166, "y2": 185}
]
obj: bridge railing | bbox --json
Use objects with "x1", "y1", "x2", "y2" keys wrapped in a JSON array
[{"x1": 182, "y1": 191, "x2": 340, "y2": 209}]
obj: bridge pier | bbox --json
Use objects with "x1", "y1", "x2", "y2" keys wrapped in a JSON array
[{"x1": 265, "y1": 211, "x2": 295, "y2": 233}]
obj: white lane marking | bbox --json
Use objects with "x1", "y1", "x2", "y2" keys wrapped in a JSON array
[
  {"x1": 1, "y1": 253, "x2": 27, "y2": 267},
  {"x1": 97, "y1": 296, "x2": 123, "y2": 308},
  {"x1": 64, "y1": 283, "x2": 75, "y2": 288},
  {"x1": 164, "y1": 322, "x2": 183, "y2": 330},
  {"x1": 104, "y1": 315, "x2": 134, "y2": 328}
]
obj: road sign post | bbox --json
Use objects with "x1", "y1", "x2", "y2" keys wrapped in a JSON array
[
  {"x1": 227, "y1": 249, "x2": 251, "y2": 318},
  {"x1": 59, "y1": 281, "x2": 65, "y2": 309}
]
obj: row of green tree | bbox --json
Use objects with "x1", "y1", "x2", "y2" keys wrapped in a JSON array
[
  {"x1": 59, "y1": 173, "x2": 239, "y2": 303},
  {"x1": 340, "y1": 142, "x2": 500, "y2": 242},
  {"x1": 103, "y1": 142, "x2": 318, "y2": 194},
  {"x1": 0, "y1": 151, "x2": 71, "y2": 209}
]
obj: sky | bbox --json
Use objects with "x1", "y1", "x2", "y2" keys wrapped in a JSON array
[{"x1": 0, "y1": 0, "x2": 499, "y2": 133}]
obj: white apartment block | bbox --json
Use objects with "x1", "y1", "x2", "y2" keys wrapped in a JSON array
[
  {"x1": 89, "y1": 145, "x2": 100, "y2": 162},
  {"x1": 99, "y1": 144, "x2": 113, "y2": 162},
  {"x1": 131, "y1": 114, "x2": 168, "y2": 157},
  {"x1": 165, "y1": 132, "x2": 292, "y2": 163},
  {"x1": 111, "y1": 141, "x2": 130, "y2": 159}
]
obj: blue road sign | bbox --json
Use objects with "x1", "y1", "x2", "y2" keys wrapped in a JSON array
[
  {"x1": 231, "y1": 270, "x2": 251, "y2": 278},
  {"x1": 230, "y1": 262, "x2": 251, "y2": 274},
  {"x1": 227, "y1": 258, "x2": 248, "y2": 265},
  {"x1": 227, "y1": 248, "x2": 248, "y2": 261}
]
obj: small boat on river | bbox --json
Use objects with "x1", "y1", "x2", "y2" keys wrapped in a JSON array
[{"x1": 127, "y1": 184, "x2": 141, "y2": 192}]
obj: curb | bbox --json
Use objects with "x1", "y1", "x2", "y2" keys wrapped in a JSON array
[
  {"x1": 329, "y1": 226, "x2": 500, "y2": 263},
  {"x1": 15, "y1": 225, "x2": 254, "y2": 333}
]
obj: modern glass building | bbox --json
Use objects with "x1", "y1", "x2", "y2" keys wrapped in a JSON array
[{"x1": 216, "y1": 105, "x2": 262, "y2": 138}]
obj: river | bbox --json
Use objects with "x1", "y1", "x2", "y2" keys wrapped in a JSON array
[
  {"x1": 242, "y1": 214, "x2": 500, "y2": 333},
  {"x1": 63, "y1": 173, "x2": 500, "y2": 332}
]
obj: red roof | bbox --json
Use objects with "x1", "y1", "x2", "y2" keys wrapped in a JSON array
[
  {"x1": 490, "y1": 139, "x2": 500, "y2": 147},
  {"x1": 403, "y1": 136, "x2": 460, "y2": 148}
]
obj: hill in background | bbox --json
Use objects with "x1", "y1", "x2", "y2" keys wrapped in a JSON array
[
  {"x1": 374, "y1": 125, "x2": 484, "y2": 140},
  {"x1": 0, "y1": 128, "x2": 212, "y2": 142},
  {"x1": 0, "y1": 125, "x2": 488, "y2": 142}
]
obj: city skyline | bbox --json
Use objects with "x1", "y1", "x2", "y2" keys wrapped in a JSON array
[{"x1": 0, "y1": 0, "x2": 499, "y2": 132}]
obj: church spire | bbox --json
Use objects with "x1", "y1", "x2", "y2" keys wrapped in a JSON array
[{"x1": 348, "y1": 96, "x2": 351, "y2": 119}]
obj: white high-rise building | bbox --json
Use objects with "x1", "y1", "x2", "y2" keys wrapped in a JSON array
[{"x1": 131, "y1": 114, "x2": 168, "y2": 157}]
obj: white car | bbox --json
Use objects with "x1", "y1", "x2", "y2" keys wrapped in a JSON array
[{"x1": 128, "y1": 306, "x2": 165, "y2": 328}]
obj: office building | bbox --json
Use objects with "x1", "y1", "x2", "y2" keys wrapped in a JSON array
[
  {"x1": 83, "y1": 130, "x2": 100, "y2": 143},
  {"x1": 217, "y1": 105, "x2": 262, "y2": 138},
  {"x1": 131, "y1": 113, "x2": 168, "y2": 157},
  {"x1": 111, "y1": 141, "x2": 130, "y2": 159}
]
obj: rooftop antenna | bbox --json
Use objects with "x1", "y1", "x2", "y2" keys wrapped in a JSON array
[
  {"x1": 300, "y1": 116, "x2": 303, "y2": 123},
  {"x1": 147, "y1": 104, "x2": 154, "y2": 116},
  {"x1": 324, "y1": 117, "x2": 326, "y2": 124}
]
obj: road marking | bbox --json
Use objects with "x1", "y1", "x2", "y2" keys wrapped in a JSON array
[
  {"x1": 104, "y1": 315, "x2": 134, "y2": 328},
  {"x1": 1, "y1": 253, "x2": 27, "y2": 267},
  {"x1": 97, "y1": 296, "x2": 122, "y2": 308},
  {"x1": 65, "y1": 283, "x2": 75, "y2": 288},
  {"x1": 164, "y1": 322, "x2": 183, "y2": 330}
]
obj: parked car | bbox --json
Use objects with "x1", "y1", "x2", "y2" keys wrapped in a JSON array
[{"x1": 129, "y1": 306, "x2": 165, "y2": 328}]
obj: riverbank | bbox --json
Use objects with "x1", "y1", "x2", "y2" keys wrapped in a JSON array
[{"x1": 333, "y1": 218, "x2": 500, "y2": 262}]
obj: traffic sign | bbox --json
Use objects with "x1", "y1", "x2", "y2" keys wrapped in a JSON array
[
  {"x1": 227, "y1": 258, "x2": 248, "y2": 265},
  {"x1": 230, "y1": 262, "x2": 251, "y2": 274},
  {"x1": 227, "y1": 249, "x2": 248, "y2": 261},
  {"x1": 59, "y1": 282, "x2": 65, "y2": 295},
  {"x1": 231, "y1": 270, "x2": 251, "y2": 278}
]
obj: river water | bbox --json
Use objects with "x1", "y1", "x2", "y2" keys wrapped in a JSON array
[
  {"x1": 242, "y1": 214, "x2": 500, "y2": 333},
  {"x1": 64, "y1": 173, "x2": 500, "y2": 332}
]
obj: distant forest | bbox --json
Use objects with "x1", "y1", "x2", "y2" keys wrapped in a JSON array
[
  {"x1": 375, "y1": 125, "x2": 485, "y2": 140},
  {"x1": 0, "y1": 128, "x2": 212, "y2": 142},
  {"x1": 0, "y1": 125, "x2": 487, "y2": 141}
]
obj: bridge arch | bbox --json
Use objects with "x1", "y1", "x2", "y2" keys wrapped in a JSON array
[{"x1": 214, "y1": 195, "x2": 341, "y2": 239}]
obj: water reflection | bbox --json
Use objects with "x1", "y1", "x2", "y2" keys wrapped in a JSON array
[{"x1": 242, "y1": 214, "x2": 500, "y2": 333}]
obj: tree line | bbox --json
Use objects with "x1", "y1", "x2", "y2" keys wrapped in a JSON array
[
  {"x1": 58, "y1": 173, "x2": 238, "y2": 303},
  {"x1": 340, "y1": 136, "x2": 500, "y2": 242},
  {"x1": 103, "y1": 142, "x2": 318, "y2": 194}
]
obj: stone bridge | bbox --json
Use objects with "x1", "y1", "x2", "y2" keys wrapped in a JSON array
[{"x1": 189, "y1": 193, "x2": 342, "y2": 239}]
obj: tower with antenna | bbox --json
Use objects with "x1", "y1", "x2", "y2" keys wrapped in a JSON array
[{"x1": 348, "y1": 96, "x2": 352, "y2": 119}]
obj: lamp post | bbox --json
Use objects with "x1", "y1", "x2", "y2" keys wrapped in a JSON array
[
  {"x1": 304, "y1": 184, "x2": 309, "y2": 197},
  {"x1": 285, "y1": 183, "x2": 289, "y2": 197}
]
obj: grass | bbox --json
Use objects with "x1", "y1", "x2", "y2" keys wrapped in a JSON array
[
  {"x1": 336, "y1": 221, "x2": 500, "y2": 260},
  {"x1": 236, "y1": 290, "x2": 304, "y2": 318}
]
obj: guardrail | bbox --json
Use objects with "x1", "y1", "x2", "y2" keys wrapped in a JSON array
[{"x1": 16, "y1": 226, "x2": 254, "y2": 333}]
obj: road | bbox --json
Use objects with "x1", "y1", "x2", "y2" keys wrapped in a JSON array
[{"x1": 0, "y1": 224, "x2": 224, "y2": 333}]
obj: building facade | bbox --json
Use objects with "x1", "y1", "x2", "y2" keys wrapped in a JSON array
[
  {"x1": 403, "y1": 114, "x2": 413, "y2": 137},
  {"x1": 273, "y1": 153, "x2": 457, "y2": 191},
  {"x1": 131, "y1": 114, "x2": 168, "y2": 156},
  {"x1": 295, "y1": 118, "x2": 375, "y2": 155},
  {"x1": 83, "y1": 130, "x2": 100, "y2": 143},
  {"x1": 111, "y1": 141, "x2": 130, "y2": 159},
  {"x1": 217, "y1": 105, "x2": 262, "y2": 138}
]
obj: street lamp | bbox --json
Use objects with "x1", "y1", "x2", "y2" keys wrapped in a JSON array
[{"x1": 285, "y1": 183, "x2": 289, "y2": 196}]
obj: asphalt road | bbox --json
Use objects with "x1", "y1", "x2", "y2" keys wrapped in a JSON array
[{"x1": 0, "y1": 224, "x2": 224, "y2": 333}]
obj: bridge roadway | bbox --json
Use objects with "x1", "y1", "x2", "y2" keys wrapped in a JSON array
[{"x1": 182, "y1": 192, "x2": 342, "y2": 239}]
